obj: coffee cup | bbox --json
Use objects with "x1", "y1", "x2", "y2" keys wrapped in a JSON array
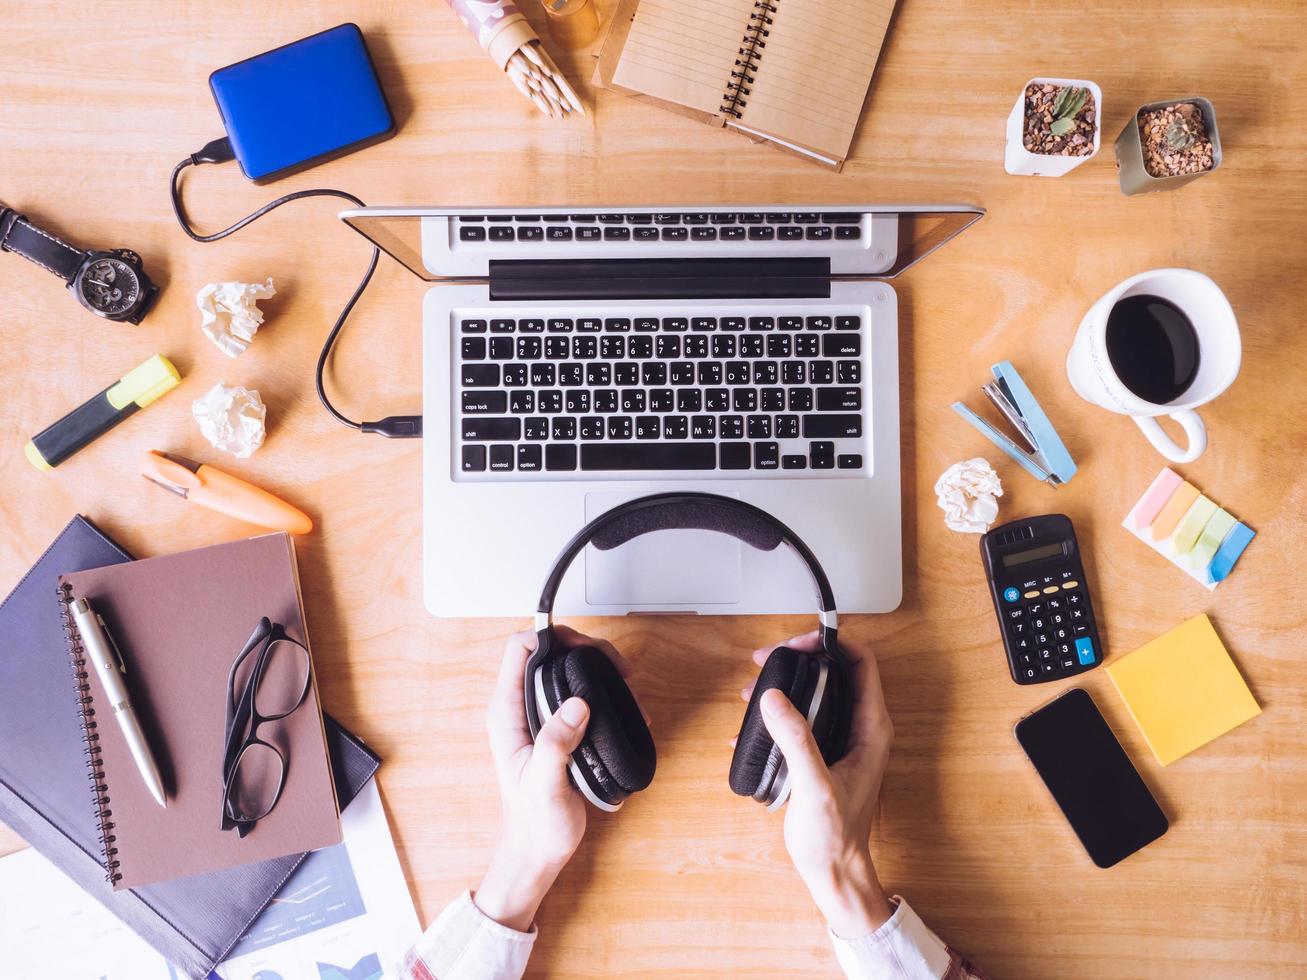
[{"x1": 1066, "y1": 268, "x2": 1240, "y2": 463}]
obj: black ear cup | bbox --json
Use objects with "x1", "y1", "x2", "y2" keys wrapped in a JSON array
[
  {"x1": 544, "y1": 645, "x2": 656, "y2": 806},
  {"x1": 728, "y1": 646, "x2": 816, "y2": 801}
]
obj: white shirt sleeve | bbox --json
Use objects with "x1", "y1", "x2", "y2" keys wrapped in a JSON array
[
  {"x1": 399, "y1": 890, "x2": 536, "y2": 980},
  {"x1": 828, "y1": 896, "x2": 953, "y2": 980}
]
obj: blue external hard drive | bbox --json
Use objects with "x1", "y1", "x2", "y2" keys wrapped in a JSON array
[{"x1": 209, "y1": 23, "x2": 395, "y2": 183}]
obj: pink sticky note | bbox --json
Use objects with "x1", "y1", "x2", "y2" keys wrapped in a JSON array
[{"x1": 1132, "y1": 468, "x2": 1184, "y2": 531}]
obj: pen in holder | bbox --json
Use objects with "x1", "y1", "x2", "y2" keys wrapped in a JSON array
[{"x1": 443, "y1": 0, "x2": 586, "y2": 118}]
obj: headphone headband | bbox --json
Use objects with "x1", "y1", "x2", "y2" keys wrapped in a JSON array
[{"x1": 534, "y1": 492, "x2": 838, "y2": 624}]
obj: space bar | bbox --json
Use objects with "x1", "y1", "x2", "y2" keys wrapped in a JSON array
[{"x1": 581, "y1": 444, "x2": 716, "y2": 470}]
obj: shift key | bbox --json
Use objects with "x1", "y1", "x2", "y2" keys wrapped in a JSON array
[
  {"x1": 802, "y1": 414, "x2": 862, "y2": 438},
  {"x1": 463, "y1": 418, "x2": 521, "y2": 441}
]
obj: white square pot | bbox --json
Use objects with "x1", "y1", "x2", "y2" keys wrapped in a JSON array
[{"x1": 1004, "y1": 77, "x2": 1102, "y2": 176}]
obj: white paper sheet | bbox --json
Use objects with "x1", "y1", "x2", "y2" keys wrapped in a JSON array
[{"x1": 0, "y1": 780, "x2": 420, "y2": 980}]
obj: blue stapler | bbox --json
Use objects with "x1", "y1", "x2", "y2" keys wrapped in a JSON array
[{"x1": 951, "y1": 361, "x2": 1077, "y2": 485}]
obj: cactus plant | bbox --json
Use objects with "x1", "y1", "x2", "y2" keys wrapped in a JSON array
[{"x1": 1049, "y1": 86, "x2": 1089, "y2": 136}]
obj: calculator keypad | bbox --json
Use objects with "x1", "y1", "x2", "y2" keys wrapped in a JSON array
[{"x1": 999, "y1": 576, "x2": 1100, "y2": 684}]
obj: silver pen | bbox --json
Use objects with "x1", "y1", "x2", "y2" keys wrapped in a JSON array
[{"x1": 70, "y1": 597, "x2": 168, "y2": 808}]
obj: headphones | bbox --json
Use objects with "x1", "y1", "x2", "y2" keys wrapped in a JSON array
[{"x1": 525, "y1": 492, "x2": 853, "y2": 812}]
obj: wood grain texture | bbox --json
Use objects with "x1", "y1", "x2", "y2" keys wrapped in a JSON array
[{"x1": 2, "y1": 1, "x2": 1306, "y2": 976}]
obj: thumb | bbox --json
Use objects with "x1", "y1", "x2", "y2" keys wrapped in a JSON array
[
  {"x1": 530, "y1": 697, "x2": 590, "y2": 785},
  {"x1": 760, "y1": 688, "x2": 829, "y2": 796}
]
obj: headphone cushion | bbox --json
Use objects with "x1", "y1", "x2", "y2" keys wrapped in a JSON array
[
  {"x1": 728, "y1": 647, "x2": 812, "y2": 798},
  {"x1": 550, "y1": 645, "x2": 656, "y2": 796}
]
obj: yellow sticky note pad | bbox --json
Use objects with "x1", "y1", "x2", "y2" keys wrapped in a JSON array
[{"x1": 1107, "y1": 614, "x2": 1260, "y2": 765}]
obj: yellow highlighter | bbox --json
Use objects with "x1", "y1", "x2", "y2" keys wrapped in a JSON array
[
  {"x1": 141, "y1": 451, "x2": 313, "y2": 534},
  {"x1": 26, "y1": 354, "x2": 180, "y2": 470}
]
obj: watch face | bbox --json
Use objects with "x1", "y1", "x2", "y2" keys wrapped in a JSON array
[{"x1": 77, "y1": 256, "x2": 141, "y2": 317}]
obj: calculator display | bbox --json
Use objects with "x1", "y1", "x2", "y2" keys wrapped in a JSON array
[{"x1": 1002, "y1": 542, "x2": 1065, "y2": 568}]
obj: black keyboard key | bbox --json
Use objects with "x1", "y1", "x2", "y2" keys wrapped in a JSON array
[
  {"x1": 817, "y1": 387, "x2": 862, "y2": 411},
  {"x1": 570, "y1": 214, "x2": 598, "y2": 222},
  {"x1": 720, "y1": 415, "x2": 744, "y2": 439},
  {"x1": 661, "y1": 227, "x2": 688, "y2": 241},
  {"x1": 502, "y1": 364, "x2": 528, "y2": 386},
  {"x1": 462, "y1": 319, "x2": 487, "y2": 333},
  {"x1": 605, "y1": 317, "x2": 631, "y2": 332},
  {"x1": 691, "y1": 415, "x2": 716, "y2": 439},
  {"x1": 761, "y1": 388, "x2": 785, "y2": 411},
  {"x1": 821, "y1": 212, "x2": 862, "y2": 223},
  {"x1": 518, "y1": 318, "x2": 544, "y2": 333},
  {"x1": 649, "y1": 388, "x2": 674, "y2": 411},
  {"x1": 582, "y1": 444, "x2": 715, "y2": 471},
  {"x1": 635, "y1": 416, "x2": 660, "y2": 439},
  {"x1": 778, "y1": 226, "x2": 804, "y2": 240},
  {"x1": 576, "y1": 317, "x2": 602, "y2": 333},
  {"x1": 552, "y1": 417, "x2": 576, "y2": 440},
  {"x1": 461, "y1": 216, "x2": 486, "y2": 222},
  {"x1": 796, "y1": 335, "x2": 820, "y2": 357},
  {"x1": 490, "y1": 318, "x2": 515, "y2": 333},
  {"x1": 530, "y1": 364, "x2": 556, "y2": 386},
  {"x1": 670, "y1": 362, "x2": 695, "y2": 385},
  {"x1": 524, "y1": 417, "x2": 549, "y2": 441},
  {"x1": 579, "y1": 416, "x2": 604, "y2": 440},
  {"x1": 782, "y1": 362, "x2": 806, "y2": 384},
  {"x1": 565, "y1": 390, "x2": 590, "y2": 413},
  {"x1": 697, "y1": 362, "x2": 723, "y2": 385},
  {"x1": 518, "y1": 445, "x2": 542, "y2": 471},
  {"x1": 683, "y1": 213, "x2": 709, "y2": 224},
  {"x1": 510, "y1": 391, "x2": 535, "y2": 413},
  {"x1": 805, "y1": 226, "x2": 832, "y2": 240},
  {"x1": 677, "y1": 389, "x2": 702, "y2": 412},
  {"x1": 720, "y1": 316, "x2": 746, "y2": 331},
  {"x1": 600, "y1": 337, "x2": 625, "y2": 359},
  {"x1": 462, "y1": 337, "x2": 486, "y2": 360},
  {"x1": 692, "y1": 317, "x2": 717, "y2": 331},
  {"x1": 782, "y1": 454, "x2": 807, "y2": 469},
  {"x1": 835, "y1": 315, "x2": 860, "y2": 330},
  {"x1": 720, "y1": 442, "x2": 750, "y2": 469},
  {"x1": 754, "y1": 442, "x2": 779, "y2": 469},
  {"x1": 464, "y1": 418, "x2": 521, "y2": 441},
  {"x1": 748, "y1": 316, "x2": 775, "y2": 331},
  {"x1": 747, "y1": 415, "x2": 771, "y2": 439},
  {"x1": 765, "y1": 213, "x2": 792, "y2": 224},
  {"x1": 709, "y1": 212, "x2": 737, "y2": 222},
  {"x1": 753, "y1": 361, "x2": 779, "y2": 385},
  {"x1": 642, "y1": 362, "x2": 667, "y2": 385},
  {"x1": 835, "y1": 226, "x2": 861, "y2": 240},
  {"x1": 513, "y1": 215, "x2": 542, "y2": 222},
  {"x1": 572, "y1": 338, "x2": 597, "y2": 361},
  {"x1": 823, "y1": 335, "x2": 860, "y2": 357},
  {"x1": 711, "y1": 335, "x2": 736, "y2": 358},
  {"x1": 634, "y1": 226, "x2": 659, "y2": 241},
  {"x1": 462, "y1": 364, "x2": 500, "y2": 387},
  {"x1": 545, "y1": 337, "x2": 569, "y2": 359},
  {"x1": 598, "y1": 214, "x2": 624, "y2": 223},
  {"x1": 793, "y1": 212, "x2": 820, "y2": 223},
  {"x1": 662, "y1": 317, "x2": 689, "y2": 332},
  {"x1": 594, "y1": 389, "x2": 618, "y2": 412},
  {"x1": 604, "y1": 227, "x2": 631, "y2": 241},
  {"x1": 779, "y1": 316, "x2": 803, "y2": 331},
  {"x1": 462, "y1": 391, "x2": 507, "y2": 414},
  {"x1": 546, "y1": 444, "x2": 578, "y2": 471},
  {"x1": 767, "y1": 335, "x2": 792, "y2": 357},
  {"x1": 518, "y1": 226, "x2": 544, "y2": 241},
  {"x1": 489, "y1": 445, "x2": 514, "y2": 471},
  {"x1": 462, "y1": 445, "x2": 487, "y2": 471},
  {"x1": 803, "y1": 415, "x2": 862, "y2": 438},
  {"x1": 635, "y1": 316, "x2": 659, "y2": 332},
  {"x1": 576, "y1": 226, "x2": 601, "y2": 241},
  {"x1": 628, "y1": 337, "x2": 653, "y2": 359},
  {"x1": 739, "y1": 213, "x2": 765, "y2": 224},
  {"x1": 628, "y1": 213, "x2": 652, "y2": 224},
  {"x1": 837, "y1": 360, "x2": 861, "y2": 384},
  {"x1": 806, "y1": 316, "x2": 833, "y2": 330},
  {"x1": 684, "y1": 336, "x2": 708, "y2": 358},
  {"x1": 705, "y1": 388, "x2": 729, "y2": 412},
  {"x1": 485, "y1": 215, "x2": 512, "y2": 221},
  {"x1": 460, "y1": 226, "x2": 486, "y2": 241},
  {"x1": 663, "y1": 415, "x2": 688, "y2": 439},
  {"x1": 517, "y1": 337, "x2": 542, "y2": 359},
  {"x1": 739, "y1": 336, "x2": 764, "y2": 358},
  {"x1": 838, "y1": 454, "x2": 863, "y2": 469},
  {"x1": 733, "y1": 389, "x2": 757, "y2": 412},
  {"x1": 621, "y1": 390, "x2": 646, "y2": 412},
  {"x1": 720, "y1": 226, "x2": 745, "y2": 240},
  {"x1": 788, "y1": 387, "x2": 813, "y2": 411},
  {"x1": 547, "y1": 318, "x2": 574, "y2": 332},
  {"x1": 546, "y1": 226, "x2": 573, "y2": 241},
  {"x1": 489, "y1": 226, "x2": 514, "y2": 241},
  {"x1": 607, "y1": 416, "x2": 633, "y2": 440},
  {"x1": 490, "y1": 337, "x2": 514, "y2": 360},
  {"x1": 653, "y1": 213, "x2": 681, "y2": 224},
  {"x1": 542, "y1": 214, "x2": 569, "y2": 222},
  {"x1": 775, "y1": 414, "x2": 799, "y2": 438},
  {"x1": 747, "y1": 226, "x2": 775, "y2": 241},
  {"x1": 810, "y1": 360, "x2": 834, "y2": 384},
  {"x1": 724, "y1": 361, "x2": 749, "y2": 385},
  {"x1": 691, "y1": 227, "x2": 718, "y2": 241}
]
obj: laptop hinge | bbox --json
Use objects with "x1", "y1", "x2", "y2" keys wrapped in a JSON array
[{"x1": 487, "y1": 258, "x2": 832, "y2": 301}]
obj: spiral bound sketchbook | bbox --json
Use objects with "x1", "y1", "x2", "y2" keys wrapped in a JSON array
[
  {"x1": 596, "y1": 0, "x2": 898, "y2": 169},
  {"x1": 0, "y1": 516, "x2": 380, "y2": 979},
  {"x1": 58, "y1": 531, "x2": 342, "y2": 890}
]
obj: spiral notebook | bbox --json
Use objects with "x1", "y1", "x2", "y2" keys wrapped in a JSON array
[
  {"x1": 58, "y1": 531, "x2": 342, "y2": 891},
  {"x1": 597, "y1": 0, "x2": 899, "y2": 169},
  {"x1": 0, "y1": 516, "x2": 379, "y2": 979}
]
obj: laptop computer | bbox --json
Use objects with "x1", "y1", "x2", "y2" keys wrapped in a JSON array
[{"x1": 340, "y1": 206, "x2": 982, "y2": 617}]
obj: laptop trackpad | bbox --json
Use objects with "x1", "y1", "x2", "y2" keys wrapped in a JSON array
[{"x1": 584, "y1": 492, "x2": 742, "y2": 607}]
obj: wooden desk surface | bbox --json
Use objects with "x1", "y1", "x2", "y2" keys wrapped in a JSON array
[{"x1": 3, "y1": 2, "x2": 1305, "y2": 976}]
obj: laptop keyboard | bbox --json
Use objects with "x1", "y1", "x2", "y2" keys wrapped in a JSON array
[
  {"x1": 455, "y1": 211, "x2": 865, "y2": 245},
  {"x1": 455, "y1": 308, "x2": 869, "y2": 478}
]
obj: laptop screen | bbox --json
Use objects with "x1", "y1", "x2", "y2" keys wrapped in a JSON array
[{"x1": 339, "y1": 206, "x2": 982, "y2": 281}]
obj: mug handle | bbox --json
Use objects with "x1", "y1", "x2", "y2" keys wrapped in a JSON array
[{"x1": 1133, "y1": 410, "x2": 1208, "y2": 463}]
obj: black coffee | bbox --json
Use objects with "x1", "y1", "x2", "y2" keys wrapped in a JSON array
[{"x1": 1105, "y1": 294, "x2": 1201, "y2": 404}]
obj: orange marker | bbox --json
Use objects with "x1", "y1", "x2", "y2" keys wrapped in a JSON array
[{"x1": 140, "y1": 450, "x2": 313, "y2": 534}]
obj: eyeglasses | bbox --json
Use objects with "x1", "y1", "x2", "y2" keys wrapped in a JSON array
[{"x1": 221, "y1": 617, "x2": 312, "y2": 837}]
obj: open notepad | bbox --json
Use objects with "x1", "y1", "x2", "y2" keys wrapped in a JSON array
[{"x1": 597, "y1": 0, "x2": 898, "y2": 169}]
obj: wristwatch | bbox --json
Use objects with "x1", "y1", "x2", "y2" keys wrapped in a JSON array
[{"x1": 0, "y1": 203, "x2": 158, "y2": 324}]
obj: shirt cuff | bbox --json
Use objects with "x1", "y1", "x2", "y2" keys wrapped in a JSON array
[
  {"x1": 828, "y1": 896, "x2": 952, "y2": 980},
  {"x1": 401, "y1": 890, "x2": 537, "y2": 980}
]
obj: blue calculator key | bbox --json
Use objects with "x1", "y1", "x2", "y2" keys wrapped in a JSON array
[
  {"x1": 1075, "y1": 636, "x2": 1096, "y2": 665},
  {"x1": 1003, "y1": 587, "x2": 1020, "y2": 603}
]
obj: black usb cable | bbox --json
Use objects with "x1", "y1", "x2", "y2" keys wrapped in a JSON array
[{"x1": 170, "y1": 137, "x2": 420, "y2": 438}]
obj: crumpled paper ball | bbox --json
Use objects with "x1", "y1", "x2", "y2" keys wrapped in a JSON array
[
  {"x1": 196, "y1": 278, "x2": 276, "y2": 357},
  {"x1": 934, "y1": 458, "x2": 1003, "y2": 533},
  {"x1": 192, "y1": 382, "x2": 266, "y2": 458}
]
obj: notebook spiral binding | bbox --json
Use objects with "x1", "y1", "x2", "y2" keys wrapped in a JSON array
[
  {"x1": 720, "y1": 0, "x2": 777, "y2": 118},
  {"x1": 58, "y1": 582, "x2": 122, "y2": 885}
]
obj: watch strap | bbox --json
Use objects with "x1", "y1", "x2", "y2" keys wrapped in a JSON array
[{"x1": 0, "y1": 208, "x2": 86, "y2": 282}]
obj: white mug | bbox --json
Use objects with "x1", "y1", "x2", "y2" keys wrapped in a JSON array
[{"x1": 1066, "y1": 268, "x2": 1240, "y2": 463}]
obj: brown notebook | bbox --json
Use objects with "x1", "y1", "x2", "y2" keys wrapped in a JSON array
[
  {"x1": 596, "y1": 0, "x2": 898, "y2": 170},
  {"x1": 58, "y1": 533, "x2": 340, "y2": 890}
]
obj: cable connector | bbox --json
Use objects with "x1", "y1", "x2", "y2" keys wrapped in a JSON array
[
  {"x1": 190, "y1": 137, "x2": 235, "y2": 166},
  {"x1": 361, "y1": 415, "x2": 423, "y2": 438}
]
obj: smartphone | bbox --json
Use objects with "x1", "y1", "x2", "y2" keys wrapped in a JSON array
[{"x1": 1015, "y1": 688, "x2": 1168, "y2": 868}]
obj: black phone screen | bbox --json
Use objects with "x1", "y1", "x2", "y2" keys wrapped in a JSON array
[{"x1": 1015, "y1": 688, "x2": 1168, "y2": 868}]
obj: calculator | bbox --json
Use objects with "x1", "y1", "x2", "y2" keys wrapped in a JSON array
[{"x1": 980, "y1": 514, "x2": 1102, "y2": 685}]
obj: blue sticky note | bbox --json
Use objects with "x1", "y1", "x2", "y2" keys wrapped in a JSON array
[{"x1": 1209, "y1": 522, "x2": 1255, "y2": 583}]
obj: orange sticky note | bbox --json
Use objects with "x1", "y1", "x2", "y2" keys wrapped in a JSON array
[{"x1": 1150, "y1": 482, "x2": 1200, "y2": 540}]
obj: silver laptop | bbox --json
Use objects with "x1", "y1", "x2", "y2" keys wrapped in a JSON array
[{"x1": 341, "y1": 206, "x2": 982, "y2": 617}]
